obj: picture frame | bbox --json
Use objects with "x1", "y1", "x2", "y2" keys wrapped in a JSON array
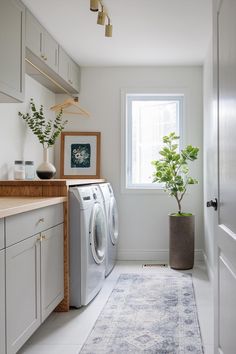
[{"x1": 60, "y1": 132, "x2": 101, "y2": 179}]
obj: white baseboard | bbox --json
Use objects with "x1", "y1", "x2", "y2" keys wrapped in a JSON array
[
  {"x1": 117, "y1": 249, "x2": 205, "y2": 263},
  {"x1": 203, "y1": 251, "x2": 214, "y2": 283}
]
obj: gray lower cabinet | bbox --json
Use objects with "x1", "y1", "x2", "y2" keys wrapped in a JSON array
[
  {"x1": 6, "y1": 236, "x2": 41, "y2": 354},
  {"x1": 41, "y1": 224, "x2": 64, "y2": 322},
  {"x1": 0, "y1": 249, "x2": 6, "y2": 354},
  {"x1": 5, "y1": 205, "x2": 64, "y2": 354},
  {"x1": 0, "y1": 0, "x2": 25, "y2": 102},
  {"x1": 0, "y1": 218, "x2": 4, "y2": 250}
]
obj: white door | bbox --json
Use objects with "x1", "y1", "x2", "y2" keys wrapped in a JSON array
[{"x1": 214, "y1": 0, "x2": 236, "y2": 352}]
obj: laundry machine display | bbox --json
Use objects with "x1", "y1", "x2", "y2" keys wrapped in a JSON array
[
  {"x1": 69, "y1": 185, "x2": 106, "y2": 307},
  {"x1": 98, "y1": 183, "x2": 119, "y2": 277}
]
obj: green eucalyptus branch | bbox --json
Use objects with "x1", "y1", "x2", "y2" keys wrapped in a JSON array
[
  {"x1": 152, "y1": 132, "x2": 199, "y2": 214},
  {"x1": 18, "y1": 98, "x2": 68, "y2": 148}
]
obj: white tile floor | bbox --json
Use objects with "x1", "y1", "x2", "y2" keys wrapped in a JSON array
[{"x1": 18, "y1": 261, "x2": 214, "y2": 354}]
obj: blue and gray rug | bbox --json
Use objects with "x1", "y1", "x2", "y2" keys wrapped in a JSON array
[{"x1": 80, "y1": 272, "x2": 204, "y2": 353}]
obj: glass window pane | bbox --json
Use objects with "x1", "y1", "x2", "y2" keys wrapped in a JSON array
[{"x1": 126, "y1": 95, "x2": 183, "y2": 188}]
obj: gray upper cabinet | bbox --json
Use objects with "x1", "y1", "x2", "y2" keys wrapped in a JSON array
[
  {"x1": 0, "y1": 0, "x2": 25, "y2": 103},
  {"x1": 25, "y1": 10, "x2": 80, "y2": 94},
  {"x1": 26, "y1": 10, "x2": 59, "y2": 73},
  {"x1": 0, "y1": 250, "x2": 5, "y2": 354},
  {"x1": 59, "y1": 47, "x2": 80, "y2": 93}
]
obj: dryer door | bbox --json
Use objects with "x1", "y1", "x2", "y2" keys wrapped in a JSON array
[
  {"x1": 90, "y1": 203, "x2": 106, "y2": 264},
  {"x1": 109, "y1": 197, "x2": 119, "y2": 245}
]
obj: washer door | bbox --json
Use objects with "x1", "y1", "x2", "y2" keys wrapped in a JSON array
[
  {"x1": 108, "y1": 197, "x2": 119, "y2": 245},
  {"x1": 90, "y1": 203, "x2": 106, "y2": 264}
]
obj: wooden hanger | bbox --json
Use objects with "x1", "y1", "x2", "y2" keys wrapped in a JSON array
[{"x1": 50, "y1": 97, "x2": 90, "y2": 117}]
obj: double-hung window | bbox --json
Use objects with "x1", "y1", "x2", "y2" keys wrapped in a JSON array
[{"x1": 123, "y1": 92, "x2": 184, "y2": 190}]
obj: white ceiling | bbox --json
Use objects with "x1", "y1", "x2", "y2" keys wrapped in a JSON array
[{"x1": 22, "y1": 0, "x2": 212, "y2": 67}]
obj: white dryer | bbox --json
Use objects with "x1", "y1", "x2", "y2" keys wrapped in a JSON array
[
  {"x1": 69, "y1": 185, "x2": 106, "y2": 307},
  {"x1": 98, "y1": 183, "x2": 119, "y2": 277}
]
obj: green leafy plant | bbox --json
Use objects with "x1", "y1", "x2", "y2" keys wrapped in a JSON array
[
  {"x1": 152, "y1": 132, "x2": 199, "y2": 215},
  {"x1": 18, "y1": 98, "x2": 68, "y2": 148}
]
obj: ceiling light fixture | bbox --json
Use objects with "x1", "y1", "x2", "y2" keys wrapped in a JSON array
[
  {"x1": 90, "y1": 0, "x2": 99, "y2": 12},
  {"x1": 90, "y1": 0, "x2": 113, "y2": 37},
  {"x1": 97, "y1": 5, "x2": 106, "y2": 25},
  {"x1": 105, "y1": 15, "x2": 112, "y2": 37}
]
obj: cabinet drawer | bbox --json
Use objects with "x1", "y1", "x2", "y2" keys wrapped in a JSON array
[
  {"x1": 0, "y1": 219, "x2": 4, "y2": 250},
  {"x1": 6, "y1": 203, "x2": 63, "y2": 247}
]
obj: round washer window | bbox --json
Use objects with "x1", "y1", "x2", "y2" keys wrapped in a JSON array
[
  {"x1": 90, "y1": 203, "x2": 106, "y2": 264},
  {"x1": 108, "y1": 197, "x2": 119, "y2": 245}
]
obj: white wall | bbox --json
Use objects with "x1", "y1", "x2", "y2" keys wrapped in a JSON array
[
  {"x1": 56, "y1": 66, "x2": 204, "y2": 261},
  {"x1": 203, "y1": 39, "x2": 216, "y2": 279},
  {"x1": 0, "y1": 75, "x2": 56, "y2": 179}
]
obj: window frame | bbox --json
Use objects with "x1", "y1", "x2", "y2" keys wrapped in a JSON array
[{"x1": 121, "y1": 88, "x2": 185, "y2": 193}]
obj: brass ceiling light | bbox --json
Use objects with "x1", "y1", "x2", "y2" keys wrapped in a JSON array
[
  {"x1": 105, "y1": 16, "x2": 112, "y2": 37},
  {"x1": 90, "y1": 0, "x2": 99, "y2": 12},
  {"x1": 97, "y1": 5, "x2": 106, "y2": 25},
  {"x1": 90, "y1": 0, "x2": 113, "y2": 37}
]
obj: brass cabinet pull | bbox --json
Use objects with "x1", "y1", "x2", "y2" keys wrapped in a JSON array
[{"x1": 36, "y1": 235, "x2": 46, "y2": 242}]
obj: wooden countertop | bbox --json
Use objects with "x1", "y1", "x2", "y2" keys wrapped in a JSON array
[
  {"x1": 0, "y1": 196, "x2": 67, "y2": 218},
  {"x1": 0, "y1": 179, "x2": 106, "y2": 186}
]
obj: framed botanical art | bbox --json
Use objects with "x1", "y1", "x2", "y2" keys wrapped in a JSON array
[{"x1": 60, "y1": 132, "x2": 101, "y2": 179}]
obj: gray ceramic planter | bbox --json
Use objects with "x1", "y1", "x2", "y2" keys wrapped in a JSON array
[{"x1": 169, "y1": 214, "x2": 195, "y2": 270}]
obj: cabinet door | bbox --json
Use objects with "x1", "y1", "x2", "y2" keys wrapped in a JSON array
[
  {"x1": 0, "y1": 0, "x2": 25, "y2": 102},
  {"x1": 6, "y1": 235, "x2": 41, "y2": 354},
  {"x1": 0, "y1": 250, "x2": 5, "y2": 354},
  {"x1": 69, "y1": 59, "x2": 81, "y2": 92},
  {"x1": 44, "y1": 30, "x2": 59, "y2": 73},
  {"x1": 41, "y1": 224, "x2": 64, "y2": 322},
  {"x1": 58, "y1": 47, "x2": 70, "y2": 84},
  {"x1": 26, "y1": 9, "x2": 44, "y2": 60},
  {"x1": 0, "y1": 218, "x2": 4, "y2": 250}
]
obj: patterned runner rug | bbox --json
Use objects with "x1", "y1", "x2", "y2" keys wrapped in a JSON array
[{"x1": 80, "y1": 272, "x2": 204, "y2": 353}]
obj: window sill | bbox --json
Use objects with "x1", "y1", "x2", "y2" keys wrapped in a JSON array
[{"x1": 121, "y1": 187, "x2": 168, "y2": 195}]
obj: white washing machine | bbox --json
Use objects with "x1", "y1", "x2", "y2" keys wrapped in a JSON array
[
  {"x1": 69, "y1": 185, "x2": 106, "y2": 307},
  {"x1": 98, "y1": 183, "x2": 119, "y2": 277}
]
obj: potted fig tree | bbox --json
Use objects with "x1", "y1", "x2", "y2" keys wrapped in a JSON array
[{"x1": 152, "y1": 132, "x2": 199, "y2": 270}]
